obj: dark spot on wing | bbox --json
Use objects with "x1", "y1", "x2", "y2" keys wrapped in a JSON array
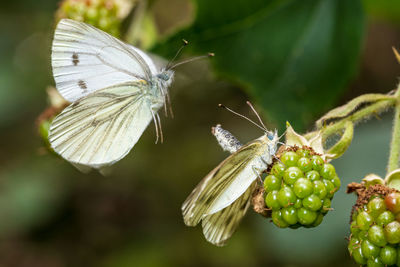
[
  {"x1": 78, "y1": 80, "x2": 87, "y2": 91},
  {"x1": 72, "y1": 52, "x2": 79, "y2": 66},
  {"x1": 91, "y1": 120, "x2": 99, "y2": 127}
]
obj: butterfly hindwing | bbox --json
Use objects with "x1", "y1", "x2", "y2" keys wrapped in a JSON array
[
  {"x1": 51, "y1": 19, "x2": 157, "y2": 102},
  {"x1": 182, "y1": 140, "x2": 265, "y2": 226},
  {"x1": 201, "y1": 181, "x2": 257, "y2": 246},
  {"x1": 49, "y1": 81, "x2": 154, "y2": 169}
]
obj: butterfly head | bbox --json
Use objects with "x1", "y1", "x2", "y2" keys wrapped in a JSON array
[
  {"x1": 267, "y1": 129, "x2": 278, "y2": 141},
  {"x1": 265, "y1": 129, "x2": 279, "y2": 155},
  {"x1": 156, "y1": 69, "x2": 174, "y2": 88}
]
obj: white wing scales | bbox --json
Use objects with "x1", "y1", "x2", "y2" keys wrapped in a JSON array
[
  {"x1": 182, "y1": 143, "x2": 265, "y2": 221},
  {"x1": 182, "y1": 141, "x2": 265, "y2": 224},
  {"x1": 49, "y1": 82, "x2": 154, "y2": 169},
  {"x1": 207, "y1": 156, "x2": 265, "y2": 215},
  {"x1": 52, "y1": 19, "x2": 157, "y2": 102},
  {"x1": 201, "y1": 181, "x2": 257, "y2": 246}
]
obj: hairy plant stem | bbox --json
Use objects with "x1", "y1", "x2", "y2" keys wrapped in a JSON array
[
  {"x1": 387, "y1": 85, "x2": 400, "y2": 174},
  {"x1": 304, "y1": 98, "x2": 396, "y2": 140}
]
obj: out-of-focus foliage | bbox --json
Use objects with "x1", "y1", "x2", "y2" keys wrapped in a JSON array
[
  {"x1": 364, "y1": 0, "x2": 400, "y2": 25},
  {"x1": 55, "y1": 0, "x2": 134, "y2": 37},
  {"x1": 0, "y1": 0, "x2": 400, "y2": 266},
  {"x1": 153, "y1": 0, "x2": 365, "y2": 129}
]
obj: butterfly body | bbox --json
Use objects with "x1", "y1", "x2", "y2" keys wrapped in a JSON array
[{"x1": 211, "y1": 124, "x2": 242, "y2": 153}]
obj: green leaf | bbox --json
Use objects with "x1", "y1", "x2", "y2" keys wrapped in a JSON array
[
  {"x1": 285, "y1": 121, "x2": 308, "y2": 147},
  {"x1": 325, "y1": 121, "x2": 354, "y2": 159},
  {"x1": 385, "y1": 169, "x2": 400, "y2": 191},
  {"x1": 152, "y1": 0, "x2": 365, "y2": 129},
  {"x1": 362, "y1": 174, "x2": 384, "y2": 188},
  {"x1": 315, "y1": 94, "x2": 394, "y2": 128}
]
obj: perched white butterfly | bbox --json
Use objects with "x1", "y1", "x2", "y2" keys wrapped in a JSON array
[
  {"x1": 48, "y1": 19, "x2": 209, "y2": 172},
  {"x1": 182, "y1": 102, "x2": 280, "y2": 246}
]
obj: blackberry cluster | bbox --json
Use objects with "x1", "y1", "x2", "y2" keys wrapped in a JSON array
[
  {"x1": 348, "y1": 192, "x2": 400, "y2": 266},
  {"x1": 264, "y1": 148, "x2": 340, "y2": 228},
  {"x1": 56, "y1": 0, "x2": 122, "y2": 37}
]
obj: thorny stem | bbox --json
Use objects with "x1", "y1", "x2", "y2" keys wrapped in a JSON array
[{"x1": 387, "y1": 84, "x2": 400, "y2": 174}]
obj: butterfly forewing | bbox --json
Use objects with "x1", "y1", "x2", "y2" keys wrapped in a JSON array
[
  {"x1": 49, "y1": 81, "x2": 153, "y2": 169},
  {"x1": 201, "y1": 181, "x2": 257, "y2": 246},
  {"x1": 182, "y1": 140, "x2": 265, "y2": 226},
  {"x1": 52, "y1": 19, "x2": 157, "y2": 102}
]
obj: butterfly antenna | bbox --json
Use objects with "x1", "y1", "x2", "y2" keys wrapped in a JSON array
[
  {"x1": 246, "y1": 101, "x2": 267, "y2": 131},
  {"x1": 166, "y1": 39, "x2": 189, "y2": 69},
  {"x1": 278, "y1": 128, "x2": 287, "y2": 140},
  {"x1": 218, "y1": 104, "x2": 266, "y2": 132},
  {"x1": 169, "y1": 53, "x2": 214, "y2": 69}
]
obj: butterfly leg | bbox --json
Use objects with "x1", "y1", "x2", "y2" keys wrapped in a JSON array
[
  {"x1": 260, "y1": 156, "x2": 273, "y2": 166},
  {"x1": 164, "y1": 88, "x2": 174, "y2": 118},
  {"x1": 151, "y1": 110, "x2": 159, "y2": 144},
  {"x1": 252, "y1": 165, "x2": 264, "y2": 184},
  {"x1": 158, "y1": 86, "x2": 171, "y2": 118},
  {"x1": 273, "y1": 155, "x2": 285, "y2": 167},
  {"x1": 156, "y1": 113, "x2": 164, "y2": 143}
]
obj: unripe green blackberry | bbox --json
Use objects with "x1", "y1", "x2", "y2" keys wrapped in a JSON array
[
  {"x1": 56, "y1": 0, "x2": 126, "y2": 37},
  {"x1": 347, "y1": 184, "x2": 400, "y2": 266},
  {"x1": 263, "y1": 146, "x2": 340, "y2": 228}
]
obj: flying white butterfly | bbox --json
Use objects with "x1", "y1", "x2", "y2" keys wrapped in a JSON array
[
  {"x1": 49, "y1": 19, "x2": 209, "y2": 172},
  {"x1": 182, "y1": 102, "x2": 280, "y2": 246}
]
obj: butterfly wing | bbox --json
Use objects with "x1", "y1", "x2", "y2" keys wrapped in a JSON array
[
  {"x1": 51, "y1": 19, "x2": 158, "y2": 102},
  {"x1": 182, "y1": 140, "x2": 266, "y2": 227},
  {"x1": 201, "y1": 181, "x2": 257, "y2": 246},
  {"x1": 48, "y1": 81, "x2": 155, "y2": 169}
]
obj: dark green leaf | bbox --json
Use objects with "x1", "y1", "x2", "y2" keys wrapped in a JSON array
[{"x1": 153, "y1": 0, "x2": 365, "y2": 129}]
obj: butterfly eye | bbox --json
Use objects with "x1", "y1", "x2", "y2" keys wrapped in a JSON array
[
  {"x1": 157, "y1": 73, "x2": 170, "y2": 81},
  {"x1": 267, "y1": 132, "x2": 274, "y2": 140}
]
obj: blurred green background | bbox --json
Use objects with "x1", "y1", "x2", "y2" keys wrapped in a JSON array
[{"x1": 1, "y1": 0, "x2": 400, "y2": 266}]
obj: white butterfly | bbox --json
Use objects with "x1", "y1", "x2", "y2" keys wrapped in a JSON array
[
  {"x1": 49, "y1": 19, "x2": 175, "y2": 172},
  {"x1": 182, "y1": 103, "x2": 280, "y2": 246}
]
